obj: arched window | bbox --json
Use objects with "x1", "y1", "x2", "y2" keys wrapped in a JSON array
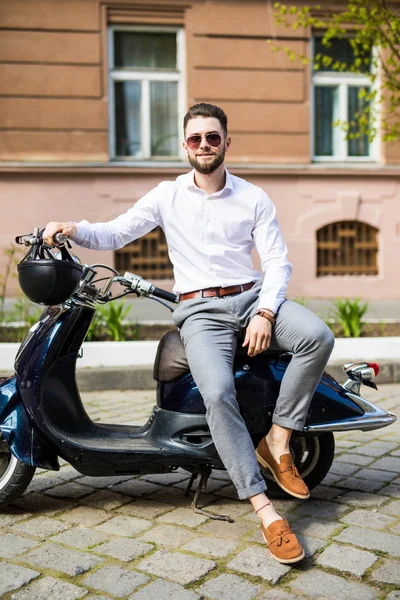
[
  {"x1": 317, "y1": 220, "x2": 378, "y2": 276},
  {"x1": 115, "y1": 227, "x2": 173, "y2": 279}
]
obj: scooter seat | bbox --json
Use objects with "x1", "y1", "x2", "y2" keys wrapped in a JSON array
[
  {"x1": 153, "y1": 329, "x2": 284, "y2": 383},
  {"x1": 153, "y1": 330, "x2": 189, "y2": 383}
]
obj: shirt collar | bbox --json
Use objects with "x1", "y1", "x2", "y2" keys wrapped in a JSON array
[{"x1": 184, "y1": 168, "x2": 233, "y2": 196}]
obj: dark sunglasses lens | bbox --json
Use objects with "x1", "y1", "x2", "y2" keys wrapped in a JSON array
[
  {"x1": 186, "y1": 134, "x2": 222, "y2": 149},
  {"x1": 187, "y1": 136, "x2": 202, "y2": 149},
  {"x1": 206, "y1": 134, "x2": 222, "y2": 147}
]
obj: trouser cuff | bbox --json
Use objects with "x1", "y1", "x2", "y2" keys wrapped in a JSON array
[
  {"x1": 237, "y1": 479, "x2": 267, "y2": 500},
  {"x1": 272, "y1": 415, "x2": 305, "y2": 431}
]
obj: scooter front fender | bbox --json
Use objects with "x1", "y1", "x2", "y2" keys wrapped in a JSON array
[{"x1": 0, "y1": 376, "x2": 59, "y2": 470}]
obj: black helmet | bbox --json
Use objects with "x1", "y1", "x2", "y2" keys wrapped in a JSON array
[{"x1": 17, "y1": 236, "x2": 83, "y2": 306}]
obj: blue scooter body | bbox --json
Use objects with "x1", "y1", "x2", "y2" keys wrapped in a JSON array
[
  {"x1": 0, "y1": 301, "x2": 385, "y2": 471},
  {"x1": 0, "y1": 376, "x2": 58, "y2": 470}
]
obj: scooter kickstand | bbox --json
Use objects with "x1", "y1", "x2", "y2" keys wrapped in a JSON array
[
  {"x1": 185, "y1": 473, "x2": 198, "y2": 497},
  {"x1": 190, "y1": 469, "x2": 234, "y2": 523}
]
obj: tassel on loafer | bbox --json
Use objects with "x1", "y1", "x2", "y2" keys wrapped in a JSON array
[
  {"x1": 261, "y1": 517, "x2": 305, "y2": 564},
  {"x1": 256, "y1": 437, "x2": 310, "y2": 500}
]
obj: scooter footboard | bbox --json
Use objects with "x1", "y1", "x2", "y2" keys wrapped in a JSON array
[{"x1": 0, "y1": 377, "x2": 59, "y2": 470}]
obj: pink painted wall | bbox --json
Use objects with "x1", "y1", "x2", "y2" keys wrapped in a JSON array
[{"x1": 2, "y1": 168, "x2": 400, "y2": 299}]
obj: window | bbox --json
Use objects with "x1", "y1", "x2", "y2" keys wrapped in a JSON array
[
  {"x1": 312, "y1": 37, "x2": 376, "y2": 161},
  {"x1": 115, "y1": 227, "x2": 173, "y2": 280},
  {"x1": 317, "y1": 221, "x2": 378, "y2": 276},
  {"x1": 109, "y1": 27, "x2": 185, "y2": 161}
]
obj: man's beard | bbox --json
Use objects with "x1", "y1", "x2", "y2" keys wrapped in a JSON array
[{"x1": 188, "y1": 149, "x2": 225, "y2": 174}]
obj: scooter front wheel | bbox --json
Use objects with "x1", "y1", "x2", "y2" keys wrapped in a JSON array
[
  {"x1": 260, "y1": 432, "x2": 335, "y2": 498},
  {"x1": 0, "y1": 437, "x2": 36, "y2": 507}
]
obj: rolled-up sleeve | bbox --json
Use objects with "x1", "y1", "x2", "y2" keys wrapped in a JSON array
[
  {"x1": 252, "y1": 190, "x2": 292, "y2": 313},
  {"x1": 72, "y1": 185, "x2": 163, "y2": 250}
]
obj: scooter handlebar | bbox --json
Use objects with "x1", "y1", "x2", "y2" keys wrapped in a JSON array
[
  {"x1": 53, "y1": 232, "x2": 69, "y2": 245},
  {"x1": 151, "y1": 286, "x2": 179, "y2": 304},
  {"x1": 16, "y1": 229, "x2": 68, "y2": 247},
  {"x1": 122, "y1": 271, "x2": 179, "y2": 304}
]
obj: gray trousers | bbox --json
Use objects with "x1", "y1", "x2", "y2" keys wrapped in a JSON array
[{"x1": 172, "y1": 280, "x2": 335, "y2": 500}]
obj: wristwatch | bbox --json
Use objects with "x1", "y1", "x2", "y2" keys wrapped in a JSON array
[{"x1": 256, "y1": 310, "x2": 276, "y2": 326}]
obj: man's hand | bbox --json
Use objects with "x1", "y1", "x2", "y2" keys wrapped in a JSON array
[
  {"x1": 42, "y1": 222, "x2": 77, "y2": 247},
  {"x1": 242, "y1": 315, "x2": 273, "y2": 357}
]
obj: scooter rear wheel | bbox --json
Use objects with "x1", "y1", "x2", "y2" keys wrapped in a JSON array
[
  {"x1": 0, "y1": 437, "x2": 36, "y2": 507},
  {"x1": 260, "y1": 432, "x2": 335, "y2": 498}
]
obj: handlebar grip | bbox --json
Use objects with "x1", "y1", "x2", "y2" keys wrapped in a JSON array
[
  {"x1": 53, "y1": 232, "x2": 68, "y2": 245},
  {"x1": 152, "y1": 286, "x2": 179, "y2": 304}
]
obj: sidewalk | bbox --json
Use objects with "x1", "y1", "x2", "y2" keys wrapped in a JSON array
[
  {"x1": 2, "y1": 336, "x2": 400, "y2": 389},
  {"x1": 4, "y1": 296, "x2": 400, "y2": 323},
  {"x1": 0, "y1": 384, "x2": 399, "y2": 599},
  {"x1": 2, "y1": 337, "x2": 400, "y2": 389}
]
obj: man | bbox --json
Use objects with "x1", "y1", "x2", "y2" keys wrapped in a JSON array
[{"x1": 44, "y1": 103, "x2": 334, "y2": 564}]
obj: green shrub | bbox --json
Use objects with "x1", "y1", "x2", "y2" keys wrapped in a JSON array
[
  {"x1": 331, "y1": 298, "x2": 368, "y2": 338},
  {"x1": 85, "y1": 299, "x2": 138, "y2": 342},
  {"x1": 8, "y1": 296, "x2": 42, "y2": 327},
  {"x1": 0, "y1": 243, "x2": 22, "y2": 322}
]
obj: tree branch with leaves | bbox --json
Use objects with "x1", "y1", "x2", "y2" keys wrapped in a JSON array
[{"x1": 273, "y1": 0, "x2": 400, "y2": 143}]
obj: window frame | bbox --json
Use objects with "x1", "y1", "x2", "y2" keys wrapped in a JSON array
[
  {"x1": 108, "y1": 25, "x2": 186, "y2": 163},
  {"x1": 311, "y1": 36, "x2": 380, "y2": 163}
]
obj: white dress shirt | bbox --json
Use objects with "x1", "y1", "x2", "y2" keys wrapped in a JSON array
[{"x1": 73, "y1": 169, "x2": 292, "y2": 313}]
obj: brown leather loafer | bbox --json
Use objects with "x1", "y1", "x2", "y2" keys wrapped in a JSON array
[
  {"x1": 261, "y1": 518, "x2": 305, "y2": 564},
  {"x1": 256, "y1": 437, "x2": 310, "y2": 499}
]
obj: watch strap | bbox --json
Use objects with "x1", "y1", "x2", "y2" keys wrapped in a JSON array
[{"x1": 256, "y1": 310, "x2": 276, "y2": 326}]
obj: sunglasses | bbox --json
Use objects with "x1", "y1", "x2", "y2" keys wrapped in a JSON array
[{"x1": 186, "y1": 133, "x2": 222, "y2": 150}]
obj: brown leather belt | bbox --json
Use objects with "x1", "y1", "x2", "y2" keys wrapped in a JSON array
[{"x1": 180, "y1": 281, "x2": 255, "y2": 301}]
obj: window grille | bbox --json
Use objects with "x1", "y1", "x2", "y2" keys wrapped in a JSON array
[
  {"x1": 317, "y1": 220, "x2": 378, "y2": 276},
  {"x1": 115, "y1": 227, "x2": 173, "y2": 280}
]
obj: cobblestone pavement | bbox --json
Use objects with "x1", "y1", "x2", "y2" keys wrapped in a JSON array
[{"x1": 1, "y1": 384, "x2": 399, "y2": 600}]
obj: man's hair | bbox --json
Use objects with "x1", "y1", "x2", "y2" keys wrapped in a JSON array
[{"x1": 183, "y1": 103, "x2": 228, "y2": 137}]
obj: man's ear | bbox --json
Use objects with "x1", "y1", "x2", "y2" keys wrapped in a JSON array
[
  {"x1": 182, "y1": 140, "x2": 188, "y2": 152},
  {"x1": 225, "y1": 136, "x2": 231, "y2": 152}
]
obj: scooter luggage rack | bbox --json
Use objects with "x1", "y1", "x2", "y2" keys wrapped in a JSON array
[{"x1": 185, "y1": 467, "x2": 234, "y2": 523}]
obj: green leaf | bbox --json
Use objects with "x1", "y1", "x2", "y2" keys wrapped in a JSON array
[
  {"x1": 270, "y1": 0, "x2": 400, "y2": 144},
  {"x1": 331, "y1": 298, "x2": 368, "y2": 338},
  {"x1": 88, "y1": 299, "x2": 133, "y2": 341}
]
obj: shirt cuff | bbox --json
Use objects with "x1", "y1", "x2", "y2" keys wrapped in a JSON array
[
  {"x1": 72, "y1": 221, "x2": 87, "y2": 245},
  {"x1": 257, "y1": 293, "x2": 285, "y2": 315}
]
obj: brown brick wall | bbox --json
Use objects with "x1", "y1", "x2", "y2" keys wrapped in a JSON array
[
  {"x1": 0, "y1": 0, "x2": 397, "y2": 165},
  {"x1": 0, "y1": 0, "x2": 99, "y2": 31},
  {"x1": 186, "y1": 1, "x2": 309, "y2": 164},
  {"x1": 0, "y1": 0, "x2": 107, "y2": 162}
]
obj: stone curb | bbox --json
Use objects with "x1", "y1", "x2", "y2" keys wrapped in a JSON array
[
  {"x1": 2, "y1": 361, "x2": 398, "y2": 391},
  {"x1": 2, "y1": 337, "x2": 400, "y2": 372},
  {"x1": 71, "y1": 359, "x2": 399, "y2": 391}
]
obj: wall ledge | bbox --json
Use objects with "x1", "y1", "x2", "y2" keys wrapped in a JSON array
[{"x1": 1, "y1": 161, "x2": 400, "y2": 177}]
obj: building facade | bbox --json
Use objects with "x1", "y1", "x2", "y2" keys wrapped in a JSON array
[{"x1": 1, "y1": 0, "x2": 400, "y2": 298}]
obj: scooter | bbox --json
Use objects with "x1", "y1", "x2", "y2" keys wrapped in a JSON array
[{"x1": 0, "y1": 229, "x2": 396, "y2": 521}]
